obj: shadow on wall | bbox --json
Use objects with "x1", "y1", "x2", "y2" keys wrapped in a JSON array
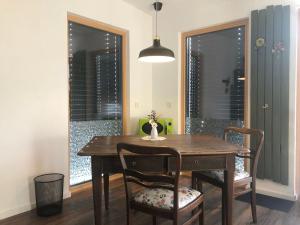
[{"x1": 131, "y1": 117, "x2": 139, "y2": 135}]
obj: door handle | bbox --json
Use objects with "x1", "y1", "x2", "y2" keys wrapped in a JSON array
[{"x1": 262, "y1": 104, "x2": 270, "y2": 110}]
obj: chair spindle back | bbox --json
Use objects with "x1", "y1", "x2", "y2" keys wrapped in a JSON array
[
  {"x1": 117, "y1": 143, "x2": 182, "y2": 210},
  {"x1": 224, "y1": 127, "x2": 264, "y2": 178}
]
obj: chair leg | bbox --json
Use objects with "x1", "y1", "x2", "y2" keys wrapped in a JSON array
[
  {"x1": 152, "y1": 216, "x2": 157, "y2": 225},
  {"x1": 222, "y1": 188, "x2": 226, "y2": 225},
  {"x1": 199, "y1": 203, "x2": 204, "y2": 225},
  {"x1": 192, "y1": 173, "x2": 203, "y2": 192},
  {"x1": 198, "y1": 180, "x2": 203, "y2": 193},
  {"x1": 104, "y1": 173, "x2": 109, "y2": 210},
  {"x1": 173, "y1": 215, "x2": 179, "y2": 225},
  {"x1": 192, "y1": 173, "x2": 197, "y2": 189},
  {"x1": 251, "y1": 183, "x2": 257, "y2": 223},
  {"x1": 126, "y1": 207, "x2": 131, "y2": 225}
]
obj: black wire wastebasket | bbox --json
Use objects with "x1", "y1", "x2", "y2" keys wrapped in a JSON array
[{"x1": 34, "y1": 173, "x2": 64, "y2": 216}]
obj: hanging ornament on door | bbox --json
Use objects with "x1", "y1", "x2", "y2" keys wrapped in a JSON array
[
  {"x1": 255, "y1": 37, "x2": 265, "y2": 48},
  {"x1": 272, "y1": 41, "x2": 285, "y2": 54}
]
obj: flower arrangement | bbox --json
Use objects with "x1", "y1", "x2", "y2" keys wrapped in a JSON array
[
  {"x1": 148, "y1": 110, "x2": 159, "y2": 128},
  {"x1": 148, "y1": 110, "x2": 160, "y2": 139}
]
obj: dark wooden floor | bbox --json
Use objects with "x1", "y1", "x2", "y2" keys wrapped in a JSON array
[{"x1": 1, "y1": 176, "x2": 299, "y2": 225}]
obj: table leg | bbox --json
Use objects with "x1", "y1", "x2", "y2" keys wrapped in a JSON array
[
  {"x1": 223, "y1": 154, "x2": 235, "y2": 225},
  {"x1": 92, "y1": 156, "x2": 103, "y2": 225},
  {"x1": 104, "y1": 173, "x2": 109, "y2": 210}
]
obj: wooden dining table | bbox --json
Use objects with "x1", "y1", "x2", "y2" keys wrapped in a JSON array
[{"x1": 78, "y1": 134, "x2": 249, "y2": 225}]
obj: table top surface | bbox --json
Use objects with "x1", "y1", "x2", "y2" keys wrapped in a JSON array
[{"x1": 78, "y1": 134, "x2": 249, "y2": 157}]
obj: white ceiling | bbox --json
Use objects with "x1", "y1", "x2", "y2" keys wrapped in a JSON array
[{"x1": 123, "y1": 0, "x2": 182, "y2": 14}]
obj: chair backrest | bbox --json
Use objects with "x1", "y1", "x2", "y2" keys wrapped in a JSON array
[
  {"x1": 224, "y1": 127, "x2": 264, "y2": 178},
  {"x1": 117, "y1": 143, "x2": 182, "y2": 210}
]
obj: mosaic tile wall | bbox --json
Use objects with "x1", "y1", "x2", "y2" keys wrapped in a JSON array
[
  {"x1": 186, "y1": 118, "x2": 245, "y2": 172},
  {"x1": 70, "y1": 120, "x2": 122, "y2": 185}
]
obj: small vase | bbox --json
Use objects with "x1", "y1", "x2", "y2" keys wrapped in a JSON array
[{"x1": 151, "y1": 126, "x2": 158, "y2": 139}]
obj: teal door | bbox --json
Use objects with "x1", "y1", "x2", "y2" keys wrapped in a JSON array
[{"x1": 251, "y1": 5, "x2": 290, "y2": 185}]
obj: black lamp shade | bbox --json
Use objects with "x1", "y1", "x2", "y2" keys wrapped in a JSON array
[{"x1": 138, "y1": 38, "x2": 175, "y2": 63}]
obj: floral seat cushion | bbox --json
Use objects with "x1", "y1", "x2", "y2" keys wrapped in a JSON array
[
  {"x1": 197, "y1": 156, "x2": 249, "y2": 182},
  {"x1": 133, "y1": 186, "x2": 201, "y2": 210},
  {"x1": 199, "y1": 170, "x2": 249, "y2": 182}
]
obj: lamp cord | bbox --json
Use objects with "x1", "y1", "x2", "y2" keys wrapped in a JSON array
[{"x1": 155, "y1": 4, "x2": 158, "y2": 37}]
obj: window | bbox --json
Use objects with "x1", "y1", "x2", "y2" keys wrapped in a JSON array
[
  {"x1": 182, "y1": 20, "x2": 248, "y2": 138},
  {"x1": 68, "y1": 15, "x2": 127, "y2": 185}
]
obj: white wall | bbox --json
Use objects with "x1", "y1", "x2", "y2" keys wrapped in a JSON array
[
  {"x1": 152, "y1": 0, "x2": 298, "y2": 200},
  {"x1": 296, "y1": 5, "x2": 300, "y2": 201},
  {"x1": 0, "y1": 0, "x2": 152, "y2": 219}
]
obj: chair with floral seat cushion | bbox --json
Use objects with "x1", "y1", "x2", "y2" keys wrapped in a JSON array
[
  {"x1": 133, "y1": 186, "x2": 201, "y2": 210},
  {"x1": 118, "y1": 143, "x2": 204, "y2": 225},
  {"x1": 192, "y1": 127, "x2": 264, "y2": 224},
  {"x1": 198, "y1": 170, "x2": 250, "y2": 182}
]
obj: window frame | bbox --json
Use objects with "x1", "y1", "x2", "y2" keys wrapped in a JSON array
[
  {"x1": 67, "y1": 12, "x2": 128, "y2": 134},
  {"x1": 180, "y1": 18, "x2": 249, "y2": 134}
]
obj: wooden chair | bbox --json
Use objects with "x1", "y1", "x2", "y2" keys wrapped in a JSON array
[
  {"x1": 117, "y1": 143, "x2": 204, "y2": 225},
  {"x1": 191, "y1": 127, "x2": 264, "y2": 224}
]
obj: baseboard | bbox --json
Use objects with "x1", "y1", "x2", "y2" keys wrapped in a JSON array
[
  {"x1": 256, "y1": 188, "x2": 297, "y2": 201},
  {"x1": 0, "y1": 190, "x2": 71, "y2": 220},
  {"x1": 257, "y1": 179, "x2": 297, "y2": 201},
  {"x1": 64, "y1": 190, "x2": 72, "y2": 199},
  {"x1": 0, "y1": 202, "x2": 35, "y2": 221}
]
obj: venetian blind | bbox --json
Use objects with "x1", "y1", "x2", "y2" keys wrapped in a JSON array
[
  {"x1": 185, "y1": 26, "x2": 245, "y2": 136},
  {"x1": 69, "y1": 22, "x2": 122, "y2": 122}
]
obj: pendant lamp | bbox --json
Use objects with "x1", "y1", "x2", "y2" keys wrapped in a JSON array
[{"x1": 138, "y1": 1, "x2": 175, "y2": 63}]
